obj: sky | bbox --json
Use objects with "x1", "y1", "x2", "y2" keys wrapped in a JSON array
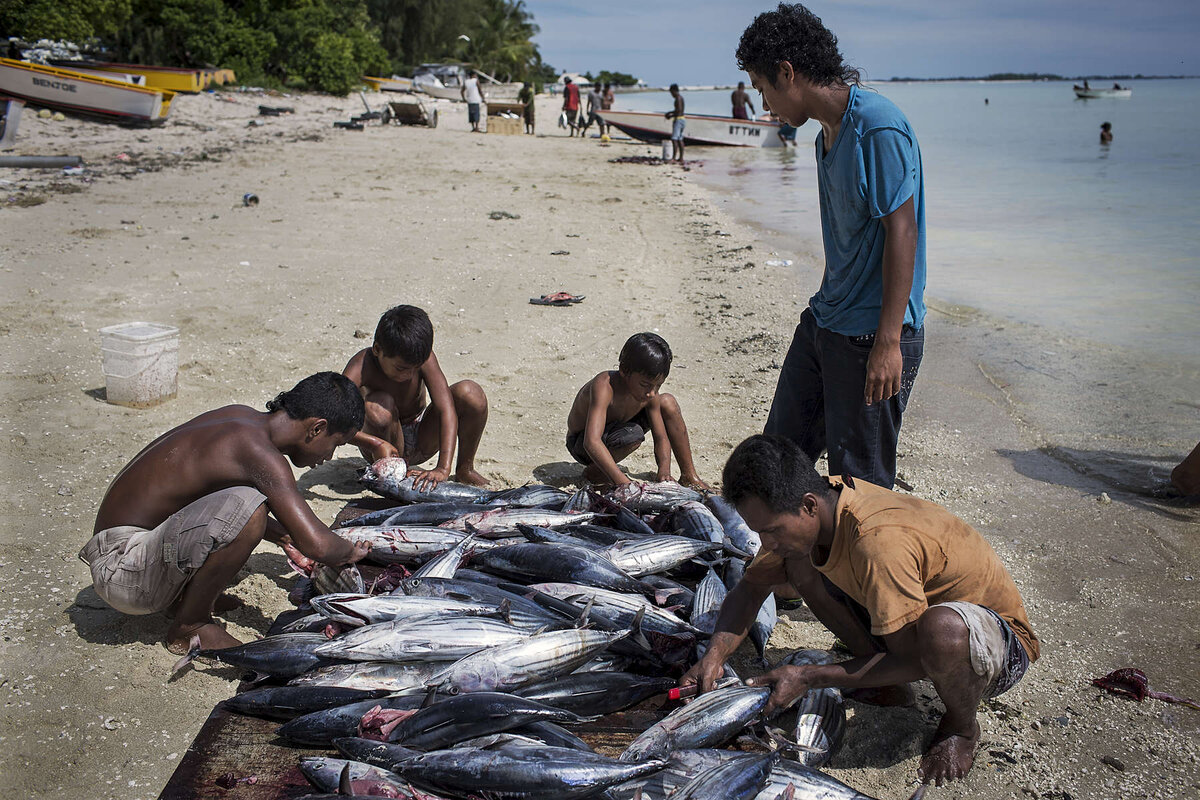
[{"x1": 524, "y1": 1, "x2": 1200, "y2": 86}]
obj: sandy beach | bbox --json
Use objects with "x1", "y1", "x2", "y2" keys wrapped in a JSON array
[{"x1": 1, "y1": 89, "x2": 1197, "y2": 800}]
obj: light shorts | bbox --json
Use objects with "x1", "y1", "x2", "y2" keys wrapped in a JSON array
[
  {"x1": 936, "y1": 601, "x2": 1030, "y2": 697},
  {"x1": 671, "y1": 117, "x2": 685, "y2": 141},
  {"x1": 79, "y1": 487, "x2": 266, "y2": 614}
]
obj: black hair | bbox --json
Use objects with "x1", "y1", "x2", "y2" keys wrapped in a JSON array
[
  {"x1": 669, "y1": 83, "x2": 680, "y2": 92},
  {"x1": 266, "y1": 372, "x2": 365, "y2": 435},
  {"x1": 374, "y1": 304, "x2": 434, "y2": 364},
  {"x1": 722, "y1": 434, "x2": 834, "y2": 513},
  {"x1": 619, "y1": 332, "x2": 672, "y2": 378},
  {"x1": 736, "y1": 3, "x2": 863, "y2": 88}
]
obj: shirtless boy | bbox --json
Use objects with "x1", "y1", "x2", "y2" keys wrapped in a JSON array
[
  {"x1": 343, "y1": 304, "x2": 489, "y2": 487},
  {"x1": 82, "y1": 372, "x2": 372, "y2": 654},
  {"x1": 565, "y1": 332, "x2": 708, "y2": 489},
  {"x1": 682, "y1": 435, "x2": 1040, "y2": 787}
]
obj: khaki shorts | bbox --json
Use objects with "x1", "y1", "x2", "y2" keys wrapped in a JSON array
[
  {"x1": 936, "y1": 601, "x2": 1029, "y2": 697},
  {"x1": 79, "y1": 487, "x2": 266, "y2": 615}
]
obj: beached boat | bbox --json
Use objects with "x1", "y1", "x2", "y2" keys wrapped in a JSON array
[
  {"x1": 49, "y1": 59, "x2": 209, "y2": 93},
  {"x1": 363, "y1": 75, "x2": 414, "y2": 93},
  {"x1": 1074, "y1": 86, "x2": 1132, "y2": 99},
  {"x1": 597, "y1": 109, "x2": 783, "y2": 147},
  {"x1": 0, "y1": 58, "x2": 175, "y2": 123}
]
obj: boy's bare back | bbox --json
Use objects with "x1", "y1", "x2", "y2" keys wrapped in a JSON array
[{"x1": 567, "y1": 370, "x2": 655, "y2": 435}]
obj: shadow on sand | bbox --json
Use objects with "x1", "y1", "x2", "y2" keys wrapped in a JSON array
[
  {"x1": 998, "y1": 447, "x2": 1198, "y2": 521},
  {"x1": 297, "y1": 457, "x2": 369, "y2": 503}
]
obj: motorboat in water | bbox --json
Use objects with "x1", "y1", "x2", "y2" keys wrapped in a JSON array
[
  {"x1": 1073, "y1": 85, "x2": 1132, "y2": 99},
  {"x1": 597, "y1": 109, "x2": 783, "y2": 147}
]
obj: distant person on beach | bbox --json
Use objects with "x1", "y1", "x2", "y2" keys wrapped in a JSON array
[
  {"x1": 1100, "y1": 121, "x2": 1113, "y2": 144},
  {"x1": 462, "y1": 70, "x2": 484, "y2": 133},
  {"x1": 682, "y1": 435, "x2": 1040, "y2": 789},
  {"x1": 563, "y1": 77, "x2": 581, "y2": 136},
  {"x1": 665, "y1": 83, "x2": 685, "y2": 162},
  {"x1": 566, "y1": 332, "x2": 709, "y2": 490},
  {"x1": 731, "y1": 80, "x2": 757, "y2": 119},
  {"x1": 343, "y1": 304, "x2": 490, "y2": 487},
  {"x1": 764, "y1": 102, "x2": 797, "y2": 145},
  {"x1": 582, "y1": 81, "x2": 604, "y2": 136},
  {"x1": 81, "y1": 373, "x2": 372, "y2": 653},
  {"x1": 737, "y1": 3, "x2": 926, "y2": 492},
  {"x1": 602, "y1": 82, "x2": 615, "y2": 110},
  {"x1": 518, "y1": 82, "x2": 535, "y2": 134}
]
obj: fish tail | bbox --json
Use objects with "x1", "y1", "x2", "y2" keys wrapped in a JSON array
[{"x1": 170, "y1": 635, "x2": 202, "y2": 676}]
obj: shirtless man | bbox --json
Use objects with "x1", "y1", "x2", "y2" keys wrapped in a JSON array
[
  {"x1": 81, "y1": 372, "x2": 371, "y2": 653},
  {"x1": 731, "y1": 80, "x2": 756, "y2": 119},
  {"x1": 683, "y1": 435, "x2": 1039, "y2": 787}
]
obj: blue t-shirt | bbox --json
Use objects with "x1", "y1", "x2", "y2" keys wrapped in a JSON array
[{"x1": 811, "y1": 84, "x2": 926, "y2": 336}]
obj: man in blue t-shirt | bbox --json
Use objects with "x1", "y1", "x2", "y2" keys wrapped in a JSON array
[
  {"x1": 737, "y1": 4, "x2": 925, "y2": 493},
  {"x1": 734, "y1": 1, "x2": 942, "y2": 786}
]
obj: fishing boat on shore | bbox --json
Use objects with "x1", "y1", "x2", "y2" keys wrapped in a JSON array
[
  {"x1": 362, "y1": 75, "x2": 414, "y2": 93},
  {"x1": 47, "y1": 59, "x2": 213, "y2": 93},
  {"x1": 1073, "y1": 85, "x2": 1132, "y2": 99},
  {"x1": 597, "y1": 109, "x2": 783, "y2": 147},
  {"x1": 0, "y1": 58, "x2": 175, "y2": 123}
]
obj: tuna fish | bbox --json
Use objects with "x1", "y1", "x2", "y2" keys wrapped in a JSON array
[
  {"x1": 756, "y1": 757, "x2": 880, "y2": 800},
  {"x1": 394, "y1": 744, "x2": 668, "y2": 800},
  {"x1": 427, "y1": 629, "x2": 628, "y2": 695},
  {"x1": 473, "y1": 542, "x2": 651, "y2": 595},
  {"x1": 749, "y1": 591, "x2": 778, "y2": 665},
  {"x1": 509, "y1": 720, "x2": 594, "y2": 751},
  {"x1": 776, "y1": 649, "x2": 846, "y2": 767},
  {"x1": 562, "y1": 487, "x2": 592, "y2": 513},
  {"x1": 485, "y1": 484, "x2": 571, "y2": 509},
  {"x1": 346, "y1": 502, "x2": 485, "y2": 527},
  {"x1": 524, "y1": 582, "x2": 700, "y2": 638},
  {"x1": 311, "y1": 563, "x2": 366, "y2": 596},
  {"x1": 557, "y1": 523, "x2": 653, "y2": 545},
  {"x1": 335, "y1": 526, "x2": 492, "y2": 565},
  {"x1": 666, "y1": 501, "x2": 727, "y2": 545},
  {"x1": 440, "y1": 508, "x2": 599, "y2": 535},
  {"x1": 601, "y1": 535, "x2": 722, "y2": 577},
  {"x1": 222, "y1": 685, "x2": 390, "y2": 720},
  {"x1": 395, "y1": 577, "x2": 562, "y2": 631},
  {"x1": 309, "y1": 593, "x2": 501, "y2": 628},
  {"x1": 314, "y1": 616, "x2": 532, "y2": 662},
  {"x1": 384, "y1": 692, "x2": 588, "y2": 750},
  {"x1": 515, "y1": 523, "x2": 608, "y2": 551},
  {"x1": 515, "y1": 672, "x2": 677, "y2": 716},
  {"x1": 673, "y1": 752, "x2": 780, "y2": 800},
  {"x1": 691, "y1": 567, "x2": 728, "y2": 635},
  {"x1": 706, "y1": 495, "x2": 762, "y2": 556},
  {"x1": 299, "y1": 756, "x2": 417, "y2": 797},
  {"x1": 277, "y1": 694, "x2": 426, "y2": 745},
  {"x1": 610, "y1": 481, "x2": 704, "y2": 513},
  {"x1": 410, "y1": 532, "x2": 479, "y2": 580},
  {"x1": 332, "y1": 737, "x2": 421, "y2": 770},
  {"x1": 619, "y1": 685, "x2": 770, "y2": 761},
  {"x1": 362, "y1": 457, "x2": 494, "y2": 504},
  {"x1": 170, "y1": 633, "x2": 340, "y2": 679},
  {"x1": 288, "y1": 661, "x2": 442, "y2": 692}
]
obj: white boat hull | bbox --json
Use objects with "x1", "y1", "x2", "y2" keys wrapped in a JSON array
[
  {"x1": 1074, "y1": 88, "x2": 1132, "y2": 99},
  {"x1": 597, "y1": 109, "x2": 783, "y2": 147},
  {"x1": 0, "y1": 58, "x2": 170, "y2": 122}
]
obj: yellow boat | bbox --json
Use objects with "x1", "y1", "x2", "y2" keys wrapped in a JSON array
[
  {"x1": 50, "y1": 59, "x2": 209, "y2": 93},
  {"x1": 0, "y1": 58, "x2": 175, "y2": 123},
  {"x1": 363, "y1": 75, "x2": 414, "y2": 93}
]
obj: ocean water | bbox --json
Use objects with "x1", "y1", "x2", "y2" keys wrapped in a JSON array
[{"x1": 612, "y1": 81, "x2": 1200, "y2": 358}]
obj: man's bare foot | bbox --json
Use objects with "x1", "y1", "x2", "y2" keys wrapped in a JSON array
[
  {"x1": 918, "y1": 719, "x2": 980, "y2": 786},
  {"x1": 212, "y1": 593, "x2": 244, "y2": 616},
  {"x1": 454, "y1": 467, "x2": 491, "y2": 487},
  {"x1": 845, "y1": 683, "x2": 917, "y2": 706},
  {"x1": 680, "y1": 474, "x2": 711, "y2": 491},
  {"x1": 166, "y1": 620, "x2": 242, "y2": 655}
]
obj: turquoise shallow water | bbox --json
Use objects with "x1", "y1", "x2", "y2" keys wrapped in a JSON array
[{"x1": 614, "y1": 81, "x2": 1200, "y2": 358}]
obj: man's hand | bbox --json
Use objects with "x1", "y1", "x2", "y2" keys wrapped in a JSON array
[
  {"x1": 409, "y1": 466, "x2": 449, "y2": 492},
  {"x1": 680, "y1": 654, "x2": 726, "y2": 695},
  {"x1": 864, "y1": 338, "x2": 903, "y2": 406},
  {"x1": 280, "y1": 538, "x2": 316, "y2": 575},
  {"x1": 611, "y1": 481, "x2": 642, "y2": 503},
  {"x1": 345, "y1": 540, "x2": 372, "y2": 565},
  {"x1": 746, "y1": 664, "x2": 815, "y2": 716}
]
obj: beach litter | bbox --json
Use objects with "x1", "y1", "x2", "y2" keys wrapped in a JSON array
[
  {"x1": 1091, "y1": 668, "x2": 1200, "y2": 709},
  {"x1": 764, "y1": 259, "x2": 793, "y2": 267},
  {"x1": 242, "y1": 192, "x2": 259, "y2": 207},
  {"x1": 489, "y1": 210, "x2": 521, "y2": 220},
  {"x1": 530, "y1": 292, "x2": 585, "y2": 307}
]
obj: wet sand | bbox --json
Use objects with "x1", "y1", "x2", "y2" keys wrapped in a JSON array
[{"x1": 0, "y1": 90, "x2": 1197, "y2": 799}]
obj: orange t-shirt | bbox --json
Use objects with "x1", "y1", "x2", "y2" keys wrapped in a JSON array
[{"x1": 744, "y1": 477, "x2": 1040, "y2": 661}]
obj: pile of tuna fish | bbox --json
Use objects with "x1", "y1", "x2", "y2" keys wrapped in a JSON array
[{"x1": 177, "y1": 457, "x2": 878, "y2": 800}]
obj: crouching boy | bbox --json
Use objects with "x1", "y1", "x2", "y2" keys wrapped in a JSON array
[
  {"x1": 566, "y1": 332, "x2": 708, "y2": 489},
  {"x1": 81, "y1": 373, "x2": 372, "y2": 654},
  {"x1": 343, "y1": 304, "x2": 490, "y2": 487}
]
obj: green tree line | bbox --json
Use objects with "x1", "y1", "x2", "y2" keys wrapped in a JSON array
[{"x1": 1, "y1": 0, "x2": 556, "y2": 95}]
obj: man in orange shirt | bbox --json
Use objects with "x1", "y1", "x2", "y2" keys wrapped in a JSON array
[{"x1": 682, "y1": 435, "x2": 1039, "y2": 787}]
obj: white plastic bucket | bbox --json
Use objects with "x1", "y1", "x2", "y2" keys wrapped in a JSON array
[
  {"x1": 661, "y1": 139, "x2": 672, "y2": 160},
  {"x1": 99, "y1": 322, "x2": 179, "y2": 408}
]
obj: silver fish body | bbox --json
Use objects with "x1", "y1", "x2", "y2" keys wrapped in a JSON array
[
  {"x1": 428, "y1": 629, "x2": 626, "y2": 694},
  {"x1": 668, "y1": 500, "x2": 726, "y2": 544},
  {"x1": 706, "y1": 495, "x2": 762, "y2": 556},
  {"x1": 376, "y1": 502, "x2": 487, "y2": 527},
  {"x1": 362, "y1": 457, "x2": 494, "y2": 504},
  {"x1": 299, "y1": 756, "x2": 416, "y2": 797},
  {"x1": 674, "y1": 752, "x2": 780, "y2": 800},
  {"x1": 384, "y1": 692, "x2": 586, "y2": 750},
  {"x1": 332, "y1": 737, "x2": 422, "y2": 771},
  {"x1": 601, "y1": 535, "x2": 722, "y2": 577},
  {"x1": 311, "y1": 563, "x2": 366, "y2": 595},
  {"x1": 755, "y1": 757, "x2": 880, "y2": 800},
  {"x1": 395, "y1": 745, "x2": 668, "y2": 799},
  {"x1": 777, "y1": 649, "x2": 845, "y2": 767},
  {"x1": 309, "y1": 593, "x2": 499, "y2": 627},
  {"x1": 528, "y1": 582, "x2": 699, "y2": 637},
  {"x1": 175, "y1": 632, "x2": 337, "y2": 678},
  {"x1": 691, "y1": 567, "x2": 728, "y2": 635},
  {"x1": 749, "y1": 591, "x2": 778, "y2": 664},
  {"x1": 288, "y1": 661, "x2": 441, "y2": 692},
  {"x1": 485, "y1": 484, "x2": 571, "y2": 508},
  {"x1": 336, "y1": 526, "x2": 499, "y2": 565},
  {"x1": 395, "y1": 577, "x2": 562, "y2": 631},
  {"x1": 473, "y1": 542, "x2": 650, "y2": 595},
  {"x1": 277, "y1": 694, "x2": 426, "y2": 745},
  {"x1": 222, "y1": 685, "x2": 390, "y2": 721},
  {"x1": 314, "y1": 616, "x2": 530, "y2": 662},
  {"x1": 514, "y1": 672, "x2": 677, "y2": 716},
  {"x1": 440, "y1": 508, "x2": 599, "y2": 534},
  {"x1": 410, "y1": 532, "x2": 479, "y2": 579},
  {"x1": 619, "y1": 685, "x2": 770, "y2": 761},
  {"x1": 610, "y1": 748, "x2": 744, "y2": 800},
  {"x1": 611, "y1": 481, "x2": 703, "y2": 513}
]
